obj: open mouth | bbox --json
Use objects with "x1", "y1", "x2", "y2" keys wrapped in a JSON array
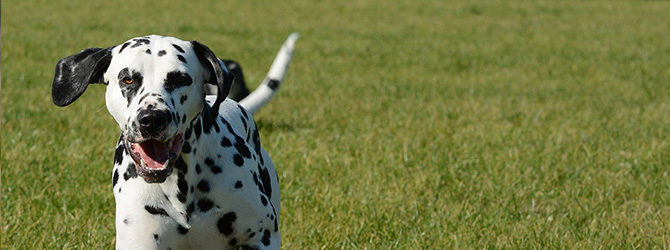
[{"x1": 126, "y1": 133, "x2": 183, "y2": 183}]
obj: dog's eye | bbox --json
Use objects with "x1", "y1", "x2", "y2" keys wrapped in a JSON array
[
  {"x1": 175, "y1": 76, "x2": 186, "y2": 83},
  {"x1": 123, "y1": 77, "x2": 134, "y2": 85}
]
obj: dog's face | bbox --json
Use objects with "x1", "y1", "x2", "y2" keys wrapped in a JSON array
[
  {"x1": 52, "y1": 35, "x2": 233, "y2": 183},
  {"x1": 104, "y1": 36, "x2": 209, "y2": 182}
]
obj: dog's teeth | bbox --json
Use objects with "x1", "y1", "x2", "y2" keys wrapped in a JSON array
[
  {"x1": 163, "y1": 158, "x2": 171, "y2": 169},
  {"x1": 141, "y1": 160, "x2": 147, "y2": 168}
]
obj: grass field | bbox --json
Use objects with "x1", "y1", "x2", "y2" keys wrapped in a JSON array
[{"x1": 3, "y1": 0, "x2": 670, "y2": 249}]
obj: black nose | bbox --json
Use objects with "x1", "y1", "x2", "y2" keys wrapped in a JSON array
[{"x1": 137, "y1": 109, "x2": 171, "y2": 136}]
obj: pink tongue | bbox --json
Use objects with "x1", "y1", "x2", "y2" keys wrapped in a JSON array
[{"x1": 134, "y1": 140, "x2": 170, "y2": 169}]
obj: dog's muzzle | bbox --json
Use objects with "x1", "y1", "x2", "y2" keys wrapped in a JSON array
[{"x1": 125, "y1": 109, "x2": 184, "y2": 183}]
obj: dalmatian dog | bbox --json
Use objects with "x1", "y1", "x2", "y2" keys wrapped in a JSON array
[{"x1": 51, "y1": 33, "x2": 298, "y2": 249}]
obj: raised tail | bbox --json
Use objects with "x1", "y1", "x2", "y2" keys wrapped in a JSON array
[{"x1": 238, "y1": 33, "x2": 299, "y2": 114}]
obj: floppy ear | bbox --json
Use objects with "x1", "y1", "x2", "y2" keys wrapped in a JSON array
[
  {"x1": 191, "y1": 41, "x2": 234, "y2": 113},
  {"x1": 52, "y1": 47, "x2": 113, "y2": 106}
]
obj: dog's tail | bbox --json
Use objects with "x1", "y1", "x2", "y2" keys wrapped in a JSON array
[{"x1": 238, "y1": 33, "x2": 299, "y2": 114}]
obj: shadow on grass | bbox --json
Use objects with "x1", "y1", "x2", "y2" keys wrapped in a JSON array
[{"x1": 255, "y1": 119, "x2": 296, "y2": 133}]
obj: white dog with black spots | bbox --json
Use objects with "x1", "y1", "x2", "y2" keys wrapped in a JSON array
[{"x1": 52, "y1": 33, "x2": 298, "y2": 250}]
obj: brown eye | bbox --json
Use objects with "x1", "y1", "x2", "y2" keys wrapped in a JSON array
[
  {"x1": 123, "y1": 77, "x2": 134, "y2": 84},
  {"x1": 176, "y1": 76, "x2": 186, "y2": 83}
]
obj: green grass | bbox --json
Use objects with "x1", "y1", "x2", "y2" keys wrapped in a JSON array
[{"x1": 3, "y1": 0, "x2": 670, "y2": 248}]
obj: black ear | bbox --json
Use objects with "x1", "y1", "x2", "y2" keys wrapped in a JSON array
[
  {"x1": 191, "y1": 41, "x2": 234, "y2": 113},
  {"x1": 52, "y1": 47, "x2": 113, "y2": 106}
]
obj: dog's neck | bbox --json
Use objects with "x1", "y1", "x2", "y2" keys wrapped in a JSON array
[{"x1": 157, "y1": 105, "x2": 221, "y2": 224}]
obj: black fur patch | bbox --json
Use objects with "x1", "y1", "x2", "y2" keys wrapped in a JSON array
[
  {"x1": 172, "y1": 44, "x2": 185, "y2": 53},
  {"x1": 165, "y1": 71, "x2": 192, "y2": 92},
  {"x1": 112, "y1": 169, "x2": 119, "y2": 188},
  {"x1": 233, "y1": 136, "x2": 252, "y2": 158},
  {"x1": 119, "y1": 42, "x2": 131, "y2": 53},
  {"x1": 267, "y1": 79, "x2": 280, "y2": 90},
  {"x1": 131, "y1": 38, "x2": 150, "y2": 48},
  {"x1": 197, "y1": 180, "x2": 210, "y2": 192},
  {"x1": 158, "y1": 50, "x2": 167, "y2": 56},
  {"x1": 177, "y1": 55, "x2": 187, "y2": 63},
  {"x1": 221, "y1": 137, "x2": 232, "y2": 147},
  {"x1": 145, "y1": 205, "x2": 168, "y2": 216},
  {"x1": 233, "y1": 154, "x2": 244, "y2": 167},
  {"x1": 114, "y1": 140, "x2": 125, "y2": 165},
  {"x1": 174, "y1": 156, "x2": 187, "y2": 173},
  {"x1": 117, "y1": 67, "x2": 143, "y2": 106},
  {"x1": 260, "y1": 194, "x2": 268, "y2": 206},
  {"x1": 257, "y1": 165, "x2": 272, "y2": 199},
  {"x1": 177, "y1": 172, "x2": 188, "y2": 203},
  {"x1": 197, "y1": 198, "x2": 214, "y2": 212},
  {"x1": 261, "y1": 230, "x2": 271, "y2": 246},
  {"x1": 217, "y1": 212, "x2": 237, "y2": 236},
  {"x1": 181, "y1": 141, "x2": 191, "y2": 154},
  {"x1": 177, "y1": 225, "x2": 189, "y2": 235},
  {"x1": 124, "y1": 162, "x2": 138, "y2": 180}
]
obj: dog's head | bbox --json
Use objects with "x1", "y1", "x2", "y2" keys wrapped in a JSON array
[{"x1": 52, "y1": 35, "x2": 234, "y2": 183}]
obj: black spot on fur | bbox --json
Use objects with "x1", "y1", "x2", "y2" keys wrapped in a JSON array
[
  {"x1": 194, "y1": 118, "x2": 202, "y2": 139},
  {"x1": 158, "y1": 50, "x2": 166, "y2": 56},
  {"x1": 197, "y1": 199, "x2": 214, "y2": 212},
  {"x1": 165, "y1": 71, "x2": 193, "y2": 92},
  {"x1": 136, "y1": 92, "x2": 151, "y2": 106},
  {"x1": 235, "y1": 181, "x2": 243, "y2": 189},
  {"x1": 233, "y1": 136, "x2": 252, "y2": 158},
  {"x1": 123, "y1": 218, "x2": 130, "y2": 224},
  {"x1": 202, "y1": 115, "x2": 215, "y2": 134},
  {"x1": 119, "y1": 42, "x2": 131, "y2": 53},
  {"x1": 217, "y1": 212, "x2": 237, "y2": 236},
  {"x1": 174, "y1": 156, "x2": 187, "y2": 173},
  {"x1": 177, "y1": 55, "x2": 187, "y2": 63},
  {"x1": 184, "y1": 127, "x2": 192, "y2": 140},
  {"x1": 195, "y1": 164, "x2": 202, "y2": 174},
  {"x1": 177, "y1": 225, "x2": 189, "y2": 235},
  {"x1": 131, "y1": 38, "x2": 150, "y2": 48},
  {"x1": 182, "y1": 114, "x2": 187, "y2": 124},
  {"x1": 233, "y1": 154, "x2": 244, "y2": 167},
  {"x1": 118, "y1": 68, "x2": 143, "y2": 106},
  {"x1": 240, "y1": 115, "x2": 248, "y2": 131},
  {"x1": 186, "y1": 202, "x2": 195, "y2": 218},
  {"x1": 267, "y1": 79, "x2": 280, "y2": 90},
  {"x1": 172, "y1": 44, "x2": 185, "y2": 53},
  {"x1": 177, "y1": 172, "x2": 188, "y2": 203},
  {"x1": 153, "y1": 234, "x2": 159, "y2": 240},
  {"x1": 112, "y1": 169, "x2": 119, "y2": 188},
  {"x1": 229, "y1": 238, "x2": 238, "y2": 247},
  {"x1": 114, "y1": 140, "x2": 125, "y2": 165},
  {"x1": 181, "y1": 141, "x2": 191, "y2": 154},
  {"x1": 260, "y1": 194, "x2": 268, "y2": 206},
  {"x1": 221, "y1": 137, "x2": 232, "y2": 147},
  {"x1": 124, "y1": 162, "x2": 137, "y2": 180},
  {"x1": 261, "y1": 230, "x2": 271, "y2": 246},
  {"x1": 258, "y1": 165, "x2": 272, "y2": 199},
  {"x1": 197, "y1": 180, "x2": 210, "y2": 192},
  {"x1": 145, "y1": 205, "x2": 169, "y2": 216},
  {"x1": 210, "y1": 165, "x2": 222, "y2": 174},
  {"x1": 180, "y1": 95, "x2": 187, "y2": 105},
  {"x1": 205, "y1": 157, "x2": 215, "y2": 166},
  {"x1": 145, "y1": 49, "x2": 151, "y2": 55},
  {"x1": 237, "y1": 104, "x2": 249, "y2": 120}
]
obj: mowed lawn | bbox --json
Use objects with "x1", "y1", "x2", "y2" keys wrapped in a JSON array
[{"x1": 2, "y1": 0, "x2": 670, "y2": 249}]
